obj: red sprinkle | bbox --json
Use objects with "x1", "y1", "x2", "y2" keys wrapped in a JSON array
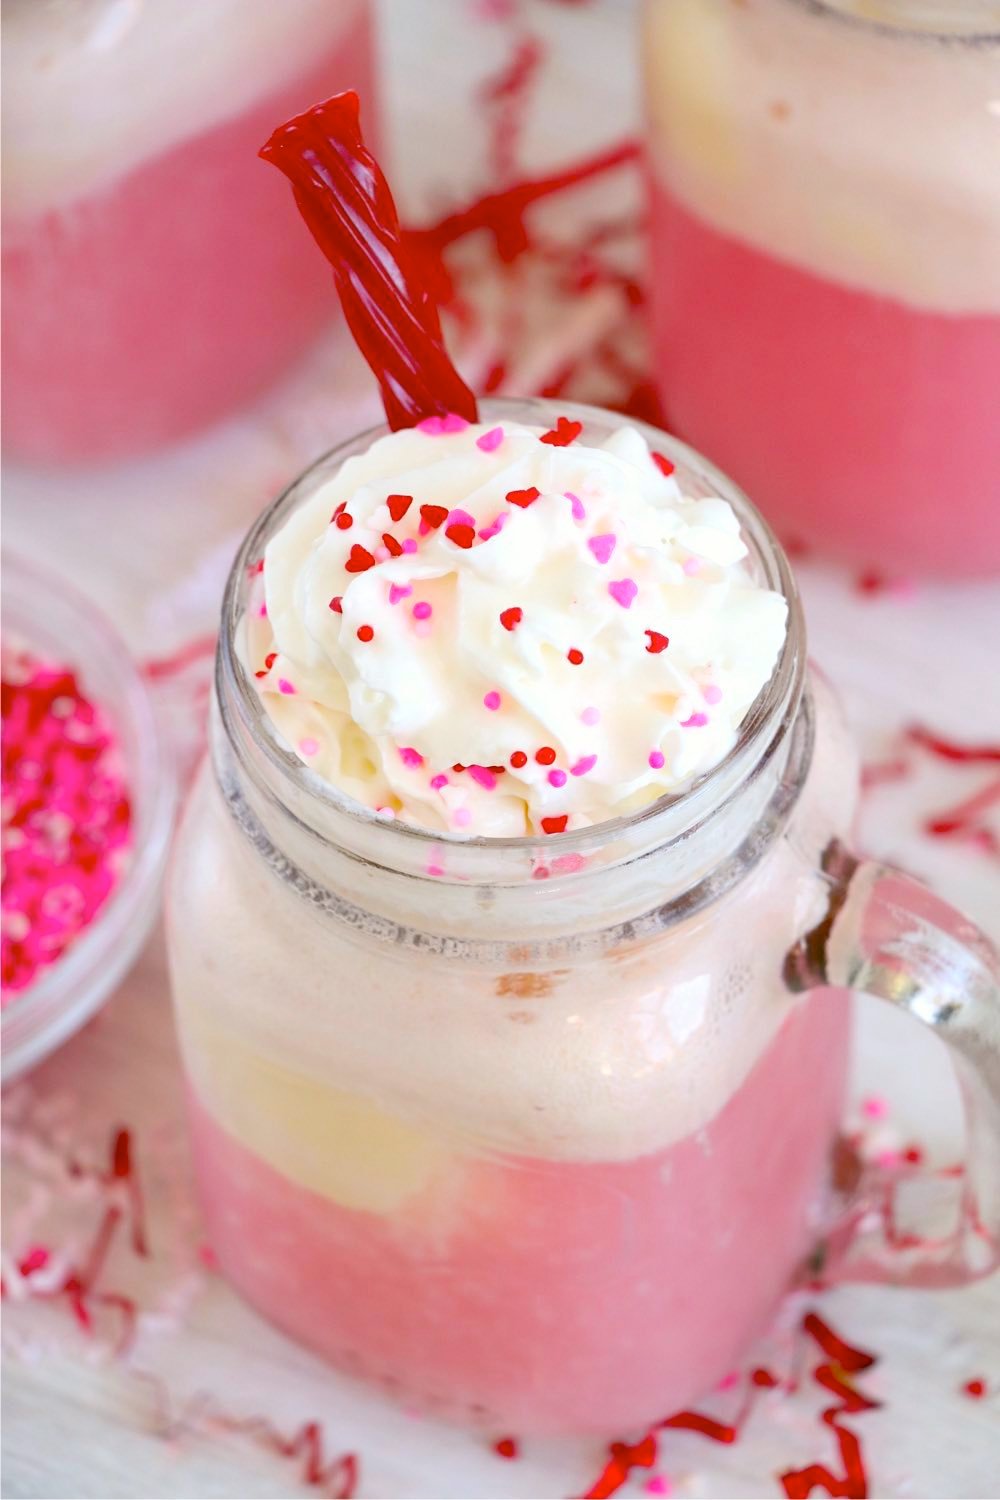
[
  {"x1": 506, "y1": 486, "x2": 541, "y2": 509},
  {"x1": 356, "y1": 625, "x2": 375, "y2": 642},
  {"x1": 445, "y1": 522, "x2": 476, "y2": 549},
  {"x1": 345, "y1": 545, "x2": 376, "y2": 573},
  {"x1": 494, "y1": 1438, "x2": 519, "y2": 1460},
  {"x1": 510, "y1": 750, "x2": 528, "y2": 768},
  {"x1": 645, "y1": 630, "x2": 669, "y2": 654},
  {"x1": 387, "y1": 494, "x2": 413, "y2": 522},
  {"x1": 651, "y1": 451, "x2": 675, "y2": 477},
  {"x1": 420, "y1": 504, "x2": 449, "y2": 530},
  {"x1": 500, "y1": 607, "x2": 523, "y2": 632},
  {"x1": 540, "y1": 416, "x2": 583, "y2": 446},
  {"x1": 541, "y1": 815, "x2": 568, "y2": 834},
  {"x1": 335, "y1": 511, "x2": 354, "y2": 530},
  {"x1": 963, "y1": 1379, "x2": 987, "y2": 1399},
  {"x1": 2, "y1": 651, "x2": 132, "y2": 997},
  {"x1": 382, "y1": 532, "x2": 404, "y2": 557},
  {"x1": 567, "y1": 648, "x2": 584, "y2": 665},
  {"x1": 536, "y1": 746, "x2": 557, "y2": 765},
  {"x1": 329, "y1": 597, "x2": 343, "y2": 613}
]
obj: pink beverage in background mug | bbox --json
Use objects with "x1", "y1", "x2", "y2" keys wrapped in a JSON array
[
  {"x1": 643, "y1": 0, "x2": 1000, "y2": 576},
  {"x1": 166, "y1": 397, "x2": 1000, "y2": 1433},
  {"x1": 1, "y1": 0, "x2": 375, "y2": 465}
]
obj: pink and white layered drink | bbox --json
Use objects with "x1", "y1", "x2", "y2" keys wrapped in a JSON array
[
  {"x1": 2, "y1": 0, "x2": 375, "y2": 464},
  {"x1": 168, "y1": 403, "x2": 861, "y2": 1431},
  {"x1": 644, "y1": 0, "x2": 1000, "y2": 575}
]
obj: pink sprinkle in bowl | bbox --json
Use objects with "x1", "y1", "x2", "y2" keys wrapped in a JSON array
[{"x1": 2, "y1": 553, "x2": 177, "y2": 1082}]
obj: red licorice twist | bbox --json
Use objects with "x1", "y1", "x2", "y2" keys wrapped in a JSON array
[{"x1": 260, "y1": 91, "x2": 478, "y2": 431}]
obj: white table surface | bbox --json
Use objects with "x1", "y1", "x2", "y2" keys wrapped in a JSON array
[{"x1": 4, "y1": 3, "x2": 1000, "y2": 1497}]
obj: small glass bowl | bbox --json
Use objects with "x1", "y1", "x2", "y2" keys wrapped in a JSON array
[{"x1": 2, "y1": 552, "x2": 177, "y2": 1082}]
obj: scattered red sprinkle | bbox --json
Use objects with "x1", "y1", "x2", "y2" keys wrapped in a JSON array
[
  {"x1": 329, "y1": 597, "x2": 343, "y2": 613},
  {"x1": 345, "y1": 545, "x2": 376, "y2": 573},
  {"x1": 963, "y1": 1378, "x2": 987, "y2": 1399},
  {"x1": 510, "y1": 750, "x2": 528, "y2": 768},
  {"x1": 500, "y1": 607, "x2": 523, "y2": 631},
  {"x1": 506, "y1": 486, "x2": 541, "y2": 508},
  {"x1": 335, "y1": 511, "x2": 354, "y2": 530},
  {"x1": 645, "y1": 630, "x2": 669, "y2": 654},
  {"x1": 494, "y1": 1437, "x2": 519, "y2": 1459},
  {"x1": 535, "y1": 746, "x2": 557, "y2": 765},
  {"x1": 567, "y1": 648, "x2": 584, "y2": 665},
  {"x1": 420, "y1": 504, "x2": 449, "y2": 530},
  {"x1": 541, "y1": 815, "x2": 568, "y2": 834},
  {"x1": 331, "y1": 502, "x2": 347, "y2": 523},
  {"x1": 582, "y1": 1434, "x2": 657, "y2": 1499},
  {"x1": 902, "y1": 1145, "x2": 924, "y2": 1165},
  {"x1": 387, "y1": 494, "x2": 413, "y2": 522},
  {"x1": 265, "y1": 652, "x2": 277, "y2": 669},
  {"x1": 540, "y1": 416, "x2": 583, "y2": 446},
  {"x1": 446, "y1": 522, "x2": 476, "y2": 549},
  {"x1": 382, "y1": 532, "x2": 404, "y2": 557},
  {"x1": 651, "y1": 451, "x2": 675, "y2": 477},
  {"x1": 356, "y1": 625, "x2": 374, "y2": 643},
  {"x1": 2, "y1": 651, "x2": 132, "y2": 997}
]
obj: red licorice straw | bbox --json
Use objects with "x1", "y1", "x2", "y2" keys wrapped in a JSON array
[{"x1": 260, "y1": 91, "x2": 478, "y2": 431}]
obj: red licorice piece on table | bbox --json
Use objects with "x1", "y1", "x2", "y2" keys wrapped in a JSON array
[{"x1": 260, "y1": 91, "x2": 478, "y2": 431}]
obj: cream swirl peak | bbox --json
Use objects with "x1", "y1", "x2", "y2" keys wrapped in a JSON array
[{"x1": 245, "y1": 416, "x2": 788, "y2": 837}]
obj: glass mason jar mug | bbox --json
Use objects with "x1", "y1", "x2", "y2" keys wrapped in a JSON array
[
  {"x1": 166, "y1": 400, "x2": 1000, "y2": 1434},
  {"x1": 643, "y1": 0, "x2": 1000, "y2": 576}
]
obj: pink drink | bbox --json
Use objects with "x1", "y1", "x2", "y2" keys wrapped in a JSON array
[
  {"x1": 186, "y1": 989, "x2": 849, "y2": 1434},
  {"x1": 1, "y1": 0, "x2": 375, "y2": 465},
  {"x1": 644, "y1": 0, "x2": 1000, "y2": 576}
]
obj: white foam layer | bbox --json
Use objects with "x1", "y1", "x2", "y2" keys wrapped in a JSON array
[
  {"x1": 2, "y1": 0, "x2": 365, "y2": 217},
  {"x1": 645, "y1": 0, "x2": 1000, "y2": 312}
]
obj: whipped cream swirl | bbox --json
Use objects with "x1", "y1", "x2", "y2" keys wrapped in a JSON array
[{"x1": 246, "y1": 416, "x2": 787, "y2": 836}]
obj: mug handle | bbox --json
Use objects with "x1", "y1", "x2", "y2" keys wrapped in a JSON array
[{"x1": 785, "y1": 842, "x2": 1000, "y2": 1287}]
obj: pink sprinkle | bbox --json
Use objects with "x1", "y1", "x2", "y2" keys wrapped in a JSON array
[
  {"x1": 649, "y1": 750, "x2": 665, "y2": 770},
  {"x1": 588, "y1": 533, "x2": 617, "y2": 565},
  {"x1": 547, "y1": 769, "x2": 567, "y2": 788},
  {"x1": 426, "y1": 861, "x2": 445, "y2": 877},
  {"x1": 468, "y1": 765, "x2": 497, "y2": 791},
  {"x1": 608, "y1": 577, "x2": 637, "y2": 609},
  {"x1": 716, "y1": 1371, "x2": 740, "y2": 1392},
  {"x1": 449, "y1": 507, "x2": 476, "y2": 529},
  {"x1": 683, "y1": 557, "x2": 701, "y2": 576},
  {"x1": 876, "y1": 1148, "x2": 902, "y2": 1169},
  {"x1": 402, "y1": 537, "x2": 418, "y2": 554},
  {"x1": 565, "y1": 491, "x2": 587, "y2": 522},
  {"x1": 552, "y1": 852, "x2": 586, "y2": 874},
  {"x1": 646, "y1": 1477, "x2": 672, "y2": 1497},
  {"x1": 418, "y1": 519, "x2": 431, "y2": 537},
  {"x1": 478, "y1": 513, "x2": 508, "y2": 541},
  {"x1": 430, "y1": 774, "x2": 449, "y2": 791},
  {"x1": 298, "y1": 737, "x2": 320, "y2": 757},
  {"x1": 399, "y1": 746, "x2": 424, "y2": 768},
  {"x1": 412, "y1": 602, "x2": 433, "y2": 621},
  {"x1": 258, "y1": 602, "x2": 268, "y2": 618},
  {"x1": 570, "y1": 754, "x2": 597, "y2": 777},
  {"x1": 703, "y1": 684, "x2": 723, "y2": 705},
  {"x1": 862, "y1": 1094, "x2": 890, "y2": 1119},
  {"x1": 484, "y1": 691, "x2": 502, "y2": 711},
  {"x1": 453, "y1": 807, "x2": 473, "y2": 828},
  {"x1": 389, "y1": 583, "x2": 413, "y2": 605},
  {"x1": 374, "y1": 545, "x2": 390, "y2": 562},
  {"x1": 278, "y1": 678, "x2": 295, "y2": 695},
  {"x1": 681, "y1": 712, "x2": 709, "y2": 728},
  {"x1": 476, "y1": 425, "x2": 504, "y2": 452},
  {"x1": 581, "y1": 706, "x2": 601, "y2": 726},
  {"x1": 417, "y1": 412, "x2": 469, "y2": 435}
]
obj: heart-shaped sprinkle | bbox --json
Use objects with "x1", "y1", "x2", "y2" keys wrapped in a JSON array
[
  {"x1": 506, "y1": 486, "x2": 541, "y2": 509},
  {"x1": 588, "y1": 533, "x2": 616, "y2": 565},
  {"x1": 265, "y1": 652, "x2": 277, "y2": 669},
  {"x1": 382, "y1": 532, "x2": 404, "y2": 557},
  {"x1": 420, "y1": 504, "x2": 449, "y2": 529},
  {"x1": 399, "y1": 746, "x2": 424, "y2": 768},
  {"x1": 468, "y1": 765, "x2": 497, "y2": 790},
  {"x1": 681, "y1": 711, "x2": 709, "y2": 728},
  {"x1": 476, "y1": 426, "x2": 504, "y2": 453},
  {"x1": 651, "y1": 450, "x2": 676, "y2": 477},
  {"x1": 329, "y1": 596, "x2": 343, "y2": 613},
  {"x1": 500, "y1": 607, "x2": 523, "y2": 632},
  {"x1": 388, "y1": 584, "x2": 412, "y2": 606},
  {"x1": 446, "y1": 522, "x2": 475, "y2": 548},
  {"x1": 540, "y1": 416, "x2": 582, "y2": 447},
  {"x1": 345, "y1": 544, "x2": 376, "y2": 573},
  {"x1": 645, "y1": 630, "x2": 669, "y2": 654},
  {"x1": 608, "y1": 578, "x2": 637, "y2": 609},
  {"x1": 541, "y1": 815, "x2": 568, "y2": 834},
  {"x1": 387, "y1": 494, "x2": 412, "y2": 522},
  {"x1": 417, "y1": 412, "x2": 469, "y2": 435}
]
